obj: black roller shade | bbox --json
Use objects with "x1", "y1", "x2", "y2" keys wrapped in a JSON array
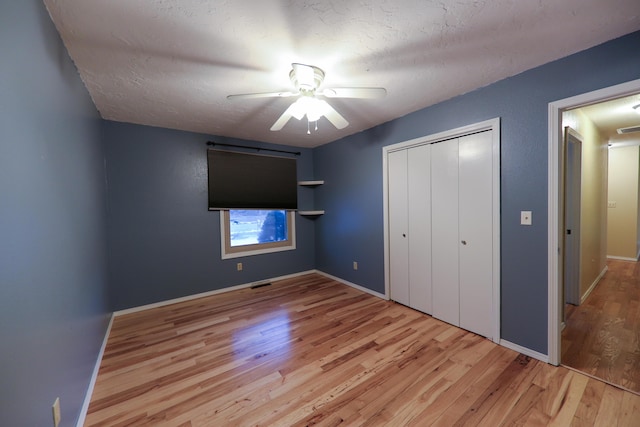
[{"x1": 207, "y1": 149, "x2": 297, "y2": 210}]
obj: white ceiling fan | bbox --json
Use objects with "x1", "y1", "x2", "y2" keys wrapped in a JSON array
[{"x1": 227, "y1": 63, "x2": 386, "y2": 134}]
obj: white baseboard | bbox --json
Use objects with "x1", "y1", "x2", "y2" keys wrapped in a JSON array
[
  {"x1": 499, "y1": 339, "x2": 549, "y2": 364},
  {"x1": 114, "y1": 270, "x2": 317, "y2": 316},
  {"x1": 606, "y1": 255, "x2": 638, "y2": 262},
  {"x1": 314, "y1": 270, "x2": 388, "y2": 300},
  {"x1": 76, "y1": 313, "x2": 114, "y2": 427},
  {"x1": 581, "y1": 265, "x2": 608, "y2": 304}
]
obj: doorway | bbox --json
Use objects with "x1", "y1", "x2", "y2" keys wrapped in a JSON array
[{"x1": 548, "y1": 78, "x2": 640, "y2": 392}]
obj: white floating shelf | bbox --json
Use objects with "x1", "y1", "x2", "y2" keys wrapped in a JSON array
[
  {"x1": 298, "y1": 210, "x2": 325, "y2": 216},
  {"x1": 298, "y1": 180, "x2": 324, "y2": 214}
]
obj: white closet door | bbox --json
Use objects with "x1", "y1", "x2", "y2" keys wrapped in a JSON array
[
  {"x1": 458, "y1": 131, "x2": 494, "y2": 338},
  {"x1": 388, "y1": 149, "x2": 409, "y2": 306},
  {"x1": 431, "y1": 139, "x2": 460, "y2": 326},
  {"x1": 408, "y1": 144, "x2": 432, "y2": 314}
]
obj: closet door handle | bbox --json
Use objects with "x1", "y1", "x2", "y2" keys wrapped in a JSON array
[
  {"x1": 402, "y1": 233, "x2": 406, "y2": 238},
  {"x1": 461, "y1": 240, "x2": 467, "y2": 245}
]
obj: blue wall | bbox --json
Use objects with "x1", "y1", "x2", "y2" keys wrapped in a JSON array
[
  {"x1": 0, "y1": 1, "x2": 111, "y2": 426},
  {"x1": 103, "y1": 122, "x2": 316, "y2": 310},
  {"x1": 314, "y1": 31, "x2": 640, "y2": 354}
]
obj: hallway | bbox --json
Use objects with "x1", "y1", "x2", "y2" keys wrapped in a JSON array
[{"x1": 562, "y1": 260, "x2": 640, "y2": 394}]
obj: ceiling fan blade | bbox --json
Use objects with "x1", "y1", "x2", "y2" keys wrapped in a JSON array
[
  {"x1": 321, "y1": 87, "x2": 387, "y2": 99},
  {"x1": 270, "y1": 102, "x2": 302, "y2": 131},
  {"x1": 227, "y1": 91, "x2": 297, "y2": 100},
  {"x1": 270, "y1": 112, "x2": 293, "y2": 131},
  {"x1": 319, "y1": 101, "x2": 349, "y2": 129}
]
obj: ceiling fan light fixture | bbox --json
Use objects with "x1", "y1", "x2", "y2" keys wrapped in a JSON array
[
  {"x1": 229, "y1": 62, "x2": 384, "y2": 133},
  {"x1": 288, "y1": 98, "x2": 306, "y2": 120},
  {"x1": 291, "y1": 96, "x2": 325, "y2": 122}
]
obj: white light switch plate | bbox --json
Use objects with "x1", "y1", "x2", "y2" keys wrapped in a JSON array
[{"x1": 521, "y1": 211, "x2": 532, "y2": 225}]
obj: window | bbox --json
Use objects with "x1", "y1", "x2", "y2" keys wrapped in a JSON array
[{"x1": 220, "y1": 210, "x2": 296, "y2": 259}]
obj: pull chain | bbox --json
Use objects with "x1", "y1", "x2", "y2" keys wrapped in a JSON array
[{"x1": 306, "y1": 118, "x2": 319, "y2": 135}]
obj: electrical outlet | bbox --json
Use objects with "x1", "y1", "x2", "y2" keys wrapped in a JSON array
[
  {"x1": 237, "y1": 262, "x2": 243, "y2": 271},
  {"x1": 608, "y1": 201, "x2": 617, "y2": 208},
  {"x1": 52, "y1": 397, "x2": 61, "y2": 427},
  {"x1": 353, "y1": 261, "x2": 358, "y2": 270}
]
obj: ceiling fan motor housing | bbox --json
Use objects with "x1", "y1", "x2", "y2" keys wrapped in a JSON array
[{"x1": 290, "y1": 63, "x2": 325, "y2": 92}]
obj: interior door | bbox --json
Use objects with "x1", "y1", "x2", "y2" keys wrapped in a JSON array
[
  {"x1": 408, "y1": 144, "x2": 432, "y2": 314},
  {"x1": 388, "y1": 149, "x2": 410, "y2": 306},
  {"x1": 431, "y1": 139, "x2": 460, "y2": 327},
  {"x1": 458, "y1": 131, "x2": 494, "y2": 338},
  {"x1": 563, "y1": 127, "x2": 582, "y2": 306}
]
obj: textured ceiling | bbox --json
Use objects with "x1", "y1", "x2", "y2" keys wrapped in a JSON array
[{"x1": 44, "y1": 0, "x2": 640, "y2": 148}]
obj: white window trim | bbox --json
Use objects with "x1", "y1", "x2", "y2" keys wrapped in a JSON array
[{"x1": 220, "y1": 210, "x2": 296, "y2": 259}]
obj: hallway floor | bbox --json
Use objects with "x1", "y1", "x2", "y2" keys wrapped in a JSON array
[{"x1": 562, "y1": 259, "x2": 640, "y2": 394}]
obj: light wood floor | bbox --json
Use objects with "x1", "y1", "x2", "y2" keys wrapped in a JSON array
[
  {"x1": 86, "y1": 274, "x2": 640, "y2": 426},
  {"x1": 562, "y1": 259, "x2": 640, "y2": 395}
]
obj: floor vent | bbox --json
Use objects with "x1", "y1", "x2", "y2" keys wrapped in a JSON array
[
  {"x1": 251, "y1": 282, "x2": 272, "y2": 289},
  {"x1": 617, "y1": 125, "x2": 640, "y2": 134}
]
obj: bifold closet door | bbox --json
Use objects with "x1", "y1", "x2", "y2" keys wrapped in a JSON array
[
  {"x1": 407, "y1": 144, "x2": 431, "y2": 314},
  {"x1": 388, "y1": 149, "x2": 409, "y2": 307},
  {"x1": 388, "y1": 145, "x2": 431, "y2": 313},
  {"x1": 458, "y1": 131, "x2": 493, "y2": 338},
  {"x1": 431, "y1": 139, "x2": 460, "y2": 327},
  {"x1": 388, "y1": 128, "x2": 496, "y2": 339}
]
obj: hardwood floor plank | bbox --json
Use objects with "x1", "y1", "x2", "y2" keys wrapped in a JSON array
[
  {"x1": 85, "y1": 273, "x2": 639, "y2": 426},
  {"x1": 407, "y1": 346, "x2": 516, "y2": 426},
  {"x1": 475, "y1": 361, "x2": 544, "y2": 426},
  {"x1": 593, "y1": 384, "x2": 624, "y2": 426},
  {"x1": 498, "y1": 382, "x2": 546, "y2": 426},
  {"x1": 570, "y1": 378, "x2": 605, "y2": 426},
  {"x1": 449, "y1": 354, "x2": 535, "y2": 426},
  {"x1": 540, "y1": 367, "x2": 573, "y2": 417},
  {"x1": 547, "y1": 371, "x2": 589, "y2": 426},
  {"x1": 619, "y1": 390, "x2": 640, "y2": 427},
  {"x1": 324, "y1": 337, "x2": 481, "y2": 425}
]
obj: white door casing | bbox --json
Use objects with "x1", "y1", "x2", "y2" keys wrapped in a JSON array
[{"x1": 547, "y1": 79, "x2": 640, "y2": 365}]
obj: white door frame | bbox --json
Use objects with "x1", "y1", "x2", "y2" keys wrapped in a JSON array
[
  {"x1": 383, "y1": 117, "x2": 501, "y2": 343},
  {"x1": 547, "y1": 78, "x2": 640, "y2": 365}
]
